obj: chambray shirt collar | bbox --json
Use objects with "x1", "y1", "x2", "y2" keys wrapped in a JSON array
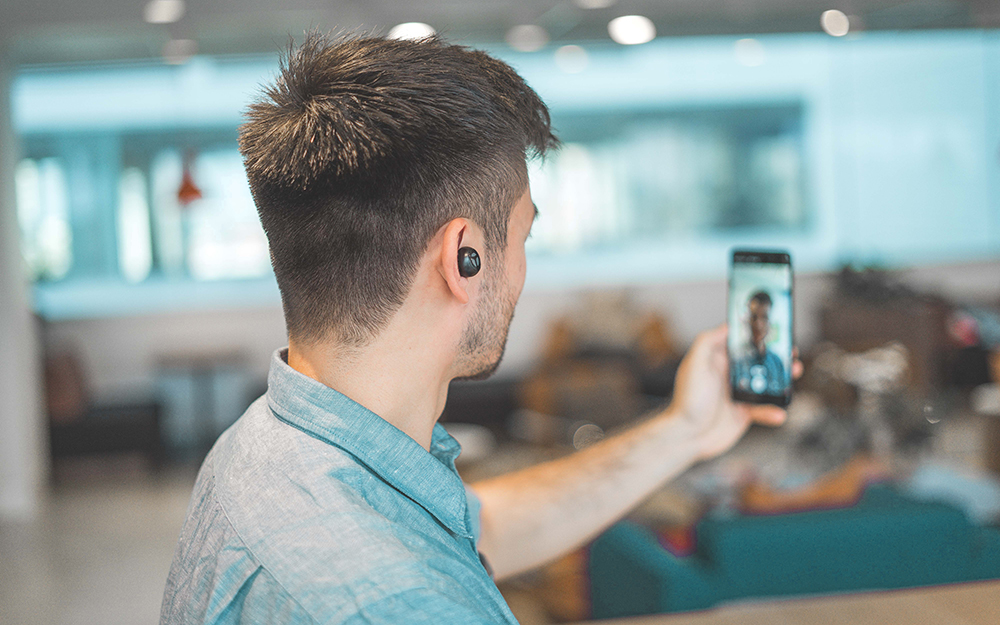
[{"x1": 265, "y1": 349, "x2": 471, "y2": 538}]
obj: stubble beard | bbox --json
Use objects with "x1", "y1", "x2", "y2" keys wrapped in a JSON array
[{"x1": 455, "y1": 269, "x2": 517, "y2": 382}]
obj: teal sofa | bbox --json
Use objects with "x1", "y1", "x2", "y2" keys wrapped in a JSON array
[{"x1": 589, "y1": 487, "x2": 1000, "y2": 618}]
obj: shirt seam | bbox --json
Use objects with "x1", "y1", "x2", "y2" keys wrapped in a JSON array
[
  {"x1": 266, "y1": 353, "x2": 470, "y2": 531},
  {"x1": 267, "y1": 403, "x2": 473, "y2": 540},
  {"x1": 212, "y1": 461, "x2": 486, "y2": 624},
  {"x1": 211, "y1": 459, "x2": 322, "y2": 625}
]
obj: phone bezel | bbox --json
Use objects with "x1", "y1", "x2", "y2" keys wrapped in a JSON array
[{"x1": 728, "y1": 249, "x2": 794, "y2": 408}]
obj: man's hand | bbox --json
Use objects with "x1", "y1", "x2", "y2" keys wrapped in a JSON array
[
  {"x1": 473, "y1": 324, "x2": 803, "y2": 579},
  {"x1": 669, "y1": 325, "x2": 802, "y2": 461}
]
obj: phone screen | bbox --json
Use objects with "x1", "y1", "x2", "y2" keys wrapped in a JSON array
[{"x1": 728, "y1": 249, "x2": 793, "y2": 407}]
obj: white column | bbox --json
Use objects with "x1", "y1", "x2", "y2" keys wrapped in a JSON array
[{"x1": 0, "y1": 45, "x2": 46, "y2": 520}]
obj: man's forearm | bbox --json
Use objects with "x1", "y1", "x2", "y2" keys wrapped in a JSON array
[
  {"x1": 469, "y1": 408, "x2": 701, "y2": 580},
  {"x1": 471, "y1": 327, "x2": 790, "y2": 581}
]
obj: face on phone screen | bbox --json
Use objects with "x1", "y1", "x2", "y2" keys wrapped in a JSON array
[{"x1": 728, "y1": 251, "x2": 793, "y2": 406}]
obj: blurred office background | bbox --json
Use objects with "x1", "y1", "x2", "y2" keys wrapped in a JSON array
[{"x1": 2, "y1": 1, "x2": 1000, "y2": 624}]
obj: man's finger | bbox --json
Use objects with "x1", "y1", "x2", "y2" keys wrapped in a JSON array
[
  {"x1": 748, "y1": 406, "x2": 786, "y2": 427},
  {"x1": 791, "y1": 347, "x2": 804, "y2": 380},
  {"x1": 698, "y1": 324, "x2": 728, "y2": 350},
  {"x1": 792, "y1": 359, "x2": 804, "y2": 380}
]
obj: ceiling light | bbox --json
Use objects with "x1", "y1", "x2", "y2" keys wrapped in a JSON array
[
  {"x1": 821, "y1": 9, "x2": 850, "y2": 37},
  {"x1": 144, "y1": 0, "x2": 185, "y2": 25},
  {"x1": 555, "y1": 45, "x2": 589, "y2": 73},
  {"x1": 388, "y1": 22, "x2": 436, "y2": 41},
  {"x1": 734, "y1": 38, "x2": 765, "y2": 67},
  {"x1": 507, "y1": 25, "x2": 549, "y2": 52},
  {"x1": 574, "y1": 0, "x2": 617, "y2": 9},
  {"x1": 608, "y1": 15, "x2": 655, "y2": 45}
]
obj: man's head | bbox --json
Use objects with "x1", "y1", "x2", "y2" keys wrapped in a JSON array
[
  {"x1": 239, "y1": 33, "x2": 557, "y2": 354},
  {"x1": 747, "y1": 291, "x2": 772, "y2": 349}
]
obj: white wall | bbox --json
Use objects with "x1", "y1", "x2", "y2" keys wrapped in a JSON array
[
  {"x1": 44, "y1": 306, "x2": 287, "y2": 402},
  {"x1": 0, "y1": 50, "x2": 45, "y2": 520},
  {"x1": 45, "y1": 259, "x2": 1000, "y2": 404}
]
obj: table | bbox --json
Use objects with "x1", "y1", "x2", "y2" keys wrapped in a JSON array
[{"x1": 578, "y1": 580, "x2": 1000, "y2": 625}]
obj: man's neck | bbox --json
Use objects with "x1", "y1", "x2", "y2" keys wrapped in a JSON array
[{"x1": 287, "y1": 304, "x2": 459, "y2": 451}]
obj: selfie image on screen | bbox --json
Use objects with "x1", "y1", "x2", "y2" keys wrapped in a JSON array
[{"x1": 729, "y1": 263, "x2": 792, "y2": 397}]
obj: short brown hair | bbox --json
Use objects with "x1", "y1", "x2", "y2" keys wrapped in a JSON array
[{"x1": 239, "y1": 33, "x2": 558, "y2": 345}]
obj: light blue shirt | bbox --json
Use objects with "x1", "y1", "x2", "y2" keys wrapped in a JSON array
[
  {"x1": 732, "y1": 343, "x2": 788, "y2": 395},
  {"x1": 160, "y1": 349, "x2": 518, "y2": 624}
]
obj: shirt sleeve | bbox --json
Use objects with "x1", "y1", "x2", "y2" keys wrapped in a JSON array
[{"x1": 344, "y1": 588, "x2": 499, "y2": 625}]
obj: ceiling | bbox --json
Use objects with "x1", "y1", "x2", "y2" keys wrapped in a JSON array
[{"x1": 3, "y1": 0, "x2": 999, "y2": 65}]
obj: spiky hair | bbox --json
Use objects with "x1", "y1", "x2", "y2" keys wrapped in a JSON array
[{"x1": 239, "y1": 33, "x2": 557, "y2": 345}]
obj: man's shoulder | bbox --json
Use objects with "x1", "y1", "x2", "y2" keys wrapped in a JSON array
[
  {"x1": 210, "y1": 396, "x2": 415, "y2": 539},
  {"x1": 208, "y1": 397, "x2": 417, "y2": 557},
  {"x1": 161, "y1": 440, "x2": 311, "y2": 624},
  {"x1": 161, "y1": 480, "x2": 318, "y2": 624},
  {"x1": 166, "y1": 398, "x2": 497, "y2": 623}
]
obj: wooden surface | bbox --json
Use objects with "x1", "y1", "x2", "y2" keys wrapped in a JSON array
[{"x1": 576, "y1": 580, "x2": 1000, "y2": 625}]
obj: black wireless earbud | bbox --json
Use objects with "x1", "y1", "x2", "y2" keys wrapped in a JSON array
[{"x1": 457, "y1": 247, "x2": 481, "y2": 278}]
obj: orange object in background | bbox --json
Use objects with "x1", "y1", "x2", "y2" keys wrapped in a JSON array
[
  {"x1": 739, "y1": 454, "x2": 893, "y2": 515},
  {"x1": 177, "y1": 157, "x2": 203, "y2": 206}
]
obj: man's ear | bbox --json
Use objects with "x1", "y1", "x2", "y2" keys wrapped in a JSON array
[{"x1": 438, "y1": 218, "x2": 480, "y2": 305}]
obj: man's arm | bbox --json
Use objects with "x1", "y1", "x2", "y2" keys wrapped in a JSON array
[{"x1": 470, "y1": 326, "x2": 792, "y2": 581}]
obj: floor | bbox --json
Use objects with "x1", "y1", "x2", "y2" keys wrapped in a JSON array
[
  {"x1": 587, "y1": 581, "x2": 1000, "y2": 625},
  {"x1": 0, "y1": 409, "x2": 994, "y2": 625},
  {"x1": 0, "y1": 458, "x2": 196, "y2": 625}
]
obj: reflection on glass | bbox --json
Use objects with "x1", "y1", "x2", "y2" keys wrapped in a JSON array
[
  {"x1": 182, "y1": 150, "x2": 269, "y2": 281},
  {"x1": 150, "y1": 149, "x2": 186, "y2": 278},
  {"x1": 117, "y1": 167, "x2": 153, "y2": 283},
  {"x1": 149, "y1": 146, "x2": 270, "y2": 281},
  {"x1": 15, "y1": 158, "x2": 73, "y2": 280},
  {"x1": 529, "y1": 105, "x2": 806, "y2": 255},
  {"x1": 19, "y1": 136, "x2": 271, "y2": 285}
]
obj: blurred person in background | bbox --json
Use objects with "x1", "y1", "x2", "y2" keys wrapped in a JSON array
[{"x1": 160, "y1": 33, "x2": 795, "y2": 624}]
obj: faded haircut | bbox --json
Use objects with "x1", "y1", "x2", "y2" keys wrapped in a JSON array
[{"x1": 239, "y1": 33, "x2": 558, "y2": 346}]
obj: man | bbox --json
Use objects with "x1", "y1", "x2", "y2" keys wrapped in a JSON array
[
  {"x1": 732, "y1": 291, "x2": 787, "y2": 395},
  {"x1": 161, "y1": 33, "x2": 792, "y2": 624}
]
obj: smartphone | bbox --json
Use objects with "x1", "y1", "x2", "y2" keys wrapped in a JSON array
[{"x1": 728, "y1": 249, "x2": 793, "y2": 407}]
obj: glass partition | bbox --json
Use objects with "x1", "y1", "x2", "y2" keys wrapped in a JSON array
[{"x1": 11, "y1": 31, "x2": 1000, "y2": 317}]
